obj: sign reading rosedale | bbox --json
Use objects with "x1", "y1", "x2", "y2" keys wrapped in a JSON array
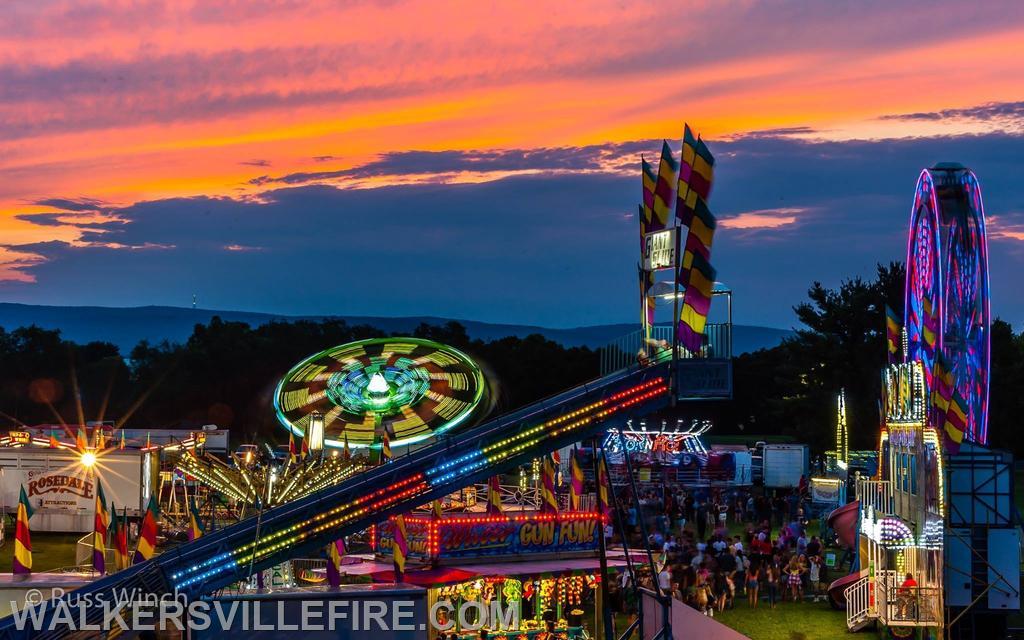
[{"x1": 643, "y1": 229, "x2": 675, "y2": 271}]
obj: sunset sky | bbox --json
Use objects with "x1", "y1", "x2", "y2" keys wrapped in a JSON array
[{"x1": 2, "y1": 0, "x2": 1024, "y2": 329}]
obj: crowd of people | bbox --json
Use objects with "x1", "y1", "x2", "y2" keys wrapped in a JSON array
[{"x1": 607, "y1": 482, "x2": 836, "y2": 618}]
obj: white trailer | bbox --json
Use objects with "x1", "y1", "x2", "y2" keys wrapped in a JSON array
[
  {"x1": 762, "y1": 444, "x2": 809, "y2": 488},
  {"x1": 0, "y1": 449, "x2": 143, "y2": 532}
]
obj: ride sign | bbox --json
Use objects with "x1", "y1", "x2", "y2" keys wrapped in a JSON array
[{"x1": 643, "y1": 229, "x2": 675, "y2": 270}]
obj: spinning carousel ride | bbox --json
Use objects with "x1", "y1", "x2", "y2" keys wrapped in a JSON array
[{"x1": 273, "y1": 338, "x2": 488, "y2": 451}]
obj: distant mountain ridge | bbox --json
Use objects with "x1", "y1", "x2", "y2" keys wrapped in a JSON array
[{"x1": 0, "y1": 303, "x2": 793, "y2": 354}]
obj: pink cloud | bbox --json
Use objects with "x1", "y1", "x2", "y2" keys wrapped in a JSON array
[{"x1": 719, "y1": 208, "x2": 806, "y2": 230}]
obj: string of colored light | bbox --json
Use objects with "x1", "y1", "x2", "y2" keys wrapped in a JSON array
[{"x1": 172, "y1": 377, "x2": 666, "y2": 590}]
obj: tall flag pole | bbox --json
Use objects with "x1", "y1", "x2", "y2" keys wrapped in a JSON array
[
  {"x1": 187, "y1": 495, "x2": 205, "y2": 542},
  {"x1": 93, "y1": 480, "x2": 110, "y2": 575},
  {"x1": 886, "y1": 305, "x2": 902, "y2": 364},
  {"x1": 392, "y1": 515, "x2": 408, "y2": 583},
  {"x1": 326, "y1": 538, "x2": 345, "y2": 588},
  {"x1": 133, "y1": 496, "x2": 159, "y2": 564},
  {"x1": 675, "y1": 127, "x2": 718, "y2": 352},
  {"x1": 486, "y1": 476, "x2": 504, "y2": 516},
  {"x1": 570, "y1": 448, "x2": 584, "y2": 511},
  {"x1": 540, "y1": 455, "x2": 558, "y2": 513},
  {"x1": 12, "y1": 486, "x2": 33, "y2": 575}
]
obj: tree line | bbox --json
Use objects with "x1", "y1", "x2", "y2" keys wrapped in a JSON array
[{"x1": 1, "y1": 263, "x2": 1022, "y2": 457}]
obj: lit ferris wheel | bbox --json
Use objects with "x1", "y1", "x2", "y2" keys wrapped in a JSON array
[
  {"x1": 274, "y1": 338, "x2": 487, "y2": 450},
  {"x1": 904, "y1": 163, "x2": 991, "y2": 444}
]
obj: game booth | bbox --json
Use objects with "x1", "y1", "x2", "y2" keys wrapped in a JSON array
[{"x1": 372, "y1": 510, "x2": 616, "y2": 639}]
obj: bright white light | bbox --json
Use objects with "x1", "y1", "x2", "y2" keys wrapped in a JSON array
[
  {"x1": 80, "y1": 452, "x2": 97, "y2": 468},
  {"x1": 368, "y1": 372, "x2": 389, "y2": 394}
]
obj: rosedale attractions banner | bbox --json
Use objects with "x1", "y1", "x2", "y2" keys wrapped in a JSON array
[{"x1": 377, "y1": 514, "x2": 602, "y2": 561}]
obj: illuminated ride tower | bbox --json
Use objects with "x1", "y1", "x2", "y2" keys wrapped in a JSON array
[{"x1": 844, "y1": 165, "x2": 1019, "y2": 640}]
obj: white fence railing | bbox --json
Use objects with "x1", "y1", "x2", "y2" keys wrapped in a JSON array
[
  {"x1": 857, "y1": 478, "x2": 894, "y2": 516},
  {"x1": 845, "y1": 575, "x2": 872, "y2": 629}
]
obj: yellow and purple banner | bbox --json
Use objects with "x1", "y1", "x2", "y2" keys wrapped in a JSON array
[
  {"x1": 678, "y1": 253, "x2": 717, "y2": 353},
  {"x1": 943, "y1": 391, "x2": 968, "y2": 455},
  {"x1": 326, "y1": 538, "x2": 345, "y2": 588},
  {"x1": 93, "y1": 480, "x2": 110, "y2": 575},
  {"x1": 886, "y1": 305, "x2": 902, "y2": 363},
  {"x1": 187, "y1": 495, "x2": 204, "y2": 542},
  {"x1": 540, "y1": 455, "x2": 558, "y2": 513},
  {"x1": 486, "y1": 476, "x2": 504, "y2": 516},
  {"x1": 650, "y1": 141, "x2": 679, "y2": 232},
  {"x1": 570, "y1": 451, "x2": 584, "y2": 511},
  {"x1": 133, "y1": 496, "x2": 159, "y2": 564},
  {"x1": 392, "y1": 513, "x2": 408, "y2": 579},
  {"x1": 13, "y1": 486, "x2": 33, "y2": 575},
  {"x1": 112, "y1": 503, "x2": 129, "y2": 571}
]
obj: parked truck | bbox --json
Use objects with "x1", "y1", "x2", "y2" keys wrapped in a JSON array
[{"x1": 759, "y1": 443, "x2": 809, "y2": 488}]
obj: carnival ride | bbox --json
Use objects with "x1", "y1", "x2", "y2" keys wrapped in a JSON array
[
  {"x1": 274, "y1": 337, "x2": 488, "y2": 451},
  {"x1": 904, "y1": 164, "x2": 990, "y2": 445},
  {"x1": 827, "y1": 164, "x2": 1018, "y2": 638},
  {"x1": 0, "y1": 356, "x2": 672, "y2": 637}
]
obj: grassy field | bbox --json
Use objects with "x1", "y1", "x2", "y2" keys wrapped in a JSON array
[
  {"x1": 0, "y1": 531, "x2": 82, "y2": 573},
  {"x1": 715, "y1": 599, "x2": 880, "y2": 640}
]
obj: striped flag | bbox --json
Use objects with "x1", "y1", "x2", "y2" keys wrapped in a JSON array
[
  {"x1": 432, "y1": 499, "x2": 444, "y2": 518},
  {"x1": 289, "y1": 431, "x2": 298, "y2": 463},
  {"x1": 570, "y1": 450, "x2": 584, "y2": 511},
  {"x1": 678, "y1": 199, "x2": 717, "y2": 286},
  {"x1": 943, "y1": 391, "x2": 968, "y2": 455},
  {"x1": 300, "y1": 430, "x2": 310, "y2": 459},
  {"x1": 690, "y1": 136, "x2": 715, "y2": 201},
  {"x1": 676, "y1": 124, "x2": 700, "y2": 224},
  {"x1": 650, "y1": 141, "x2": 679, "y2": 232},
  {"x1": 13, "y1": 486, "x2": 33, "y2": 575},
  {"x1": 922, "y1": 295, "x2": 939, "y2": 350},
  {"x1": 133, "y1": 496, "x2": 159, "y2": 564},
  {"x1": 343, "y1": 434, "x2": 351, "y2": 461},
  {"x1": 76, "y1": 427, "x2": 88, "y2": 452},
  {"x1": 326, "y1": 538, "x2": 345, "y2": 588},
  {"x1": 641, "y1": 157, "x2": 657, "y2": 235},
  {"x1": 886, "y1": 305, "x2": 902, "y2": 363},
  {"x1": 486, "y1": 476, "x2": 504, "y2": 516},
  {"x1": 112, "y1": 504, "x2": 129, "y2": 571},
  {"x1": 187, "y1": 495, "x2": 205, "y2": 542},
  {"x1": 597, "y1": 453, "x2": 611, "y2": 517},
  {"x1": 678, "y1": 253, "x2": 717, "y2": 353},
  {"x1": 392, "y1": 514, "x2": 408, "y2": 581},
  {"x1": 49, "y1": 431, "x2": 60, "y2": 448},
  {"x1": 93, "y1": 480, "x2": 110, "y2": 575},
  {"x1": 932, "y1": 354, "x2": 954, "y2": 417},
  {"x1": 540, "y1": 456, "x2": 558, "y2": 513},
  {"x1": 381, "y1": 429, "x2": 392, "y2": 462}
]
